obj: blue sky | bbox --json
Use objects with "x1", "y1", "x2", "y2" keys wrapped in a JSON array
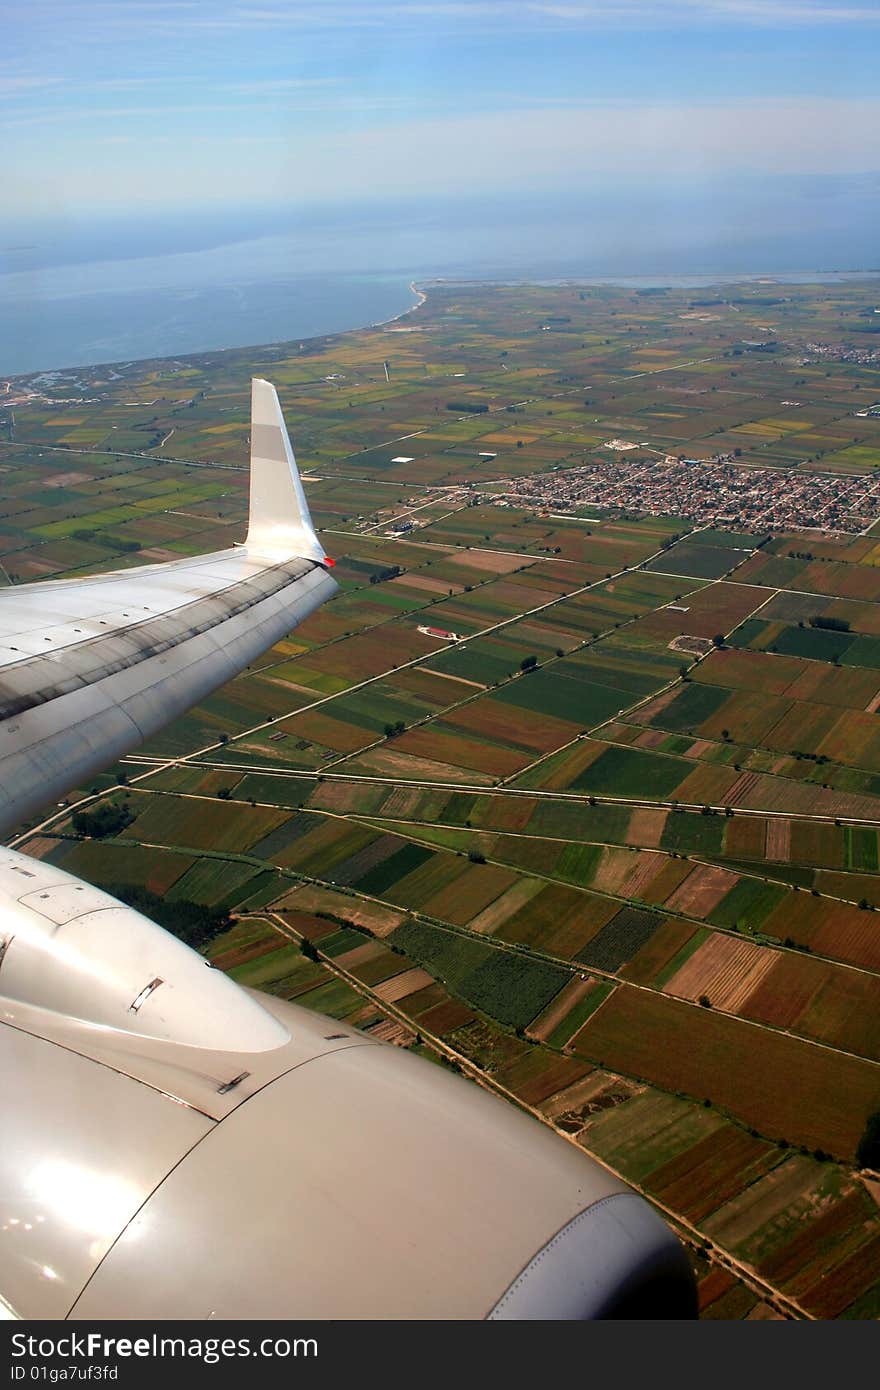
[{"x1": 3, "y1": 1, "x2": 879, "y2": 220}]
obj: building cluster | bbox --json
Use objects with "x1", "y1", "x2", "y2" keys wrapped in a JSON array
[
  {"x1": 801, "y1": 342, "x2": 880, "y2": 366},
  {"x1": 485, "y1": 456, "x2": 880, "y2": 535}
]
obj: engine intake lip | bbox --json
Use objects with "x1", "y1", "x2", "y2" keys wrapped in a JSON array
[{"x1": 488, "y1": 1191, "x2": 698, "y2": 1320}]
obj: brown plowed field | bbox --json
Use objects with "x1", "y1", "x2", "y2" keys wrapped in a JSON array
[
  {"x1": 765, "y1": 819, "x2": 792, "y2": 861},
  {"x1": 762, "y1": 701, "x2": 841, "y2": 757},
  {"x1": 765, "y1": 893, "x2": 880, "y2": 971},
  {"x1": 279, "y1": 884, "x2": 407, "y2": 936},
  {"x1": 802, "y1": 560, "x2": 880, "y2": 601},
  {"x1": 351, "y1": 951, "x2": 415, "y2": 988},
  {"x1": 211, "y1": 935, "x2": 284, "y2": 972},
  {"x1": 19, "y1": 837, "x2": 60, "y2": 861},
  {"x1": 573, "y1": 985, "x2": 880, "y2": 1157},
  {"x1": 633, "y1": 688, "x2": 679, "y2": 723},
  {"x1": 308, "y1": 781, "x2": 375, "y2": 813},
  {"x1": 626, "y1": 808, "x2": 668, "y2": 848},
  {"x1": 702, "y1": 690, "x2": 792, "y2": 745},
  {"x1": 664, "y1": 865, "x2": 741, "y2": 918},
  {"x1": 817, "y1": 709, "x2": 880, "y2": 769},
  {"x1": 394, "y1": 666, "x2": 476, "y2": 702},
  {"x1": 334, "y1": 941, "x2": 385, "y2": 970},
  {"x1": 789, "y1": 821, "x2": 844, "y2": 869},
  {"x1": 416, "y1": 999, "x2": 476, "y2": 1033},
  {"x1": 528, "y1": 736, "x2": 607, "y2": 790},
  {"x1": 372, "y1": 967, "x2": 435, "y2": 1003},
  {"x1": 349, "y1": 744, "x2": 495, "y2": 785},
  {"x1": 391, "y1": 726, "x2": 528, "y2": 777},
  {"x1": 366, "y1": 1019, "x2": 416, "y2": 1045},
  {"x1": 389, "y1": 573, "x2": 455, "y2": 595},
  {"x1": 645, "y1": 1124, "x2": 782, "y2": 1225},
  {"x1": 275, "y1": 911, "x2": 337, "y2": 943},
  {"x1": 475, "y1": 795, "x2": 538, "y2": 831},
  {"x1": 545, "y1": 899, "x2": 624, "y2": 959},
  {"x1": 665, "y1": 933, "x2": 777, "y2": 1012},
  {"x1": 634, "y1": 728, "x2": 672, "y2": 750},
  {"x1": 377, "y1": 785, "x2": 439, "y2": 817},
  {"x1": 723, "y1": 770, "x2": 764, "y2": 805},
  {"x1": 632, "y1": 582, "x2": 774, "y2": 642},
  {"x1": 284, "y1": 710, "x2": 371, "y2": 753},
  {"x1": 444, "y1": 698, "x2": 579, "y2": 752},
  {"x1": 816, "y1": 869, "x2": 880, "y2": 902},
  {"x1": 693, "y1": 647, "x2": 805, "y2": 695},
  {"x1": 528, "y1": 976, "x2": 597, "y2": 1042},
  {"x1": 732, "y1": 773, "x2": 880, "y2": 820},
  {"x1": 723, "y1": 817, "x2": 766, "y2": 858},
  {"x1": 422, "y1": 862, "x2": 518, "y2": 926},
  {"x1": 311, "y1": 625, "x2": 434, "y2": 679},
  {"x1": 802, "y1": 1231, "x2": 880, "y2": 1318},
  {"x1": 399, "y1": 983, "x2": 447, "y2": 1016},
  {"x1": 620, "y1": 918, "x2": 701, "y2": 985},
  {"x1": 455, "y1": 548, "x2": 538, "y2": 573},
  {"x1": 637, "y1": 858, "x2": 695, "y2": 905},
  {"x1": 698, "y1": 1267, "x2": 737, "y2": 1313},
  {"x1": 743, "y1": 953, "x2": 824, "y2": 1029},
  {"x1": 673, "y1": 763, "x2": 740, "y2": 803},
  {"x1": 501, "y1": 1052, "x2": 593, "y2": 1106},
  {"x1": 590, "y1": 846, "x2": 666, "y2": 898},
  {"x1": 786, "y1": 662, "x2": 880, "y2": 710},
  {"x1": 466, "y1": 877, "x2": 545, "y2": 934}
]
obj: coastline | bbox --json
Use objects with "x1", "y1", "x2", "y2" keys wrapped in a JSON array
[
  {"x1": 7, "y1": 265, "x2": 879, "y2": 383},
  {"x1": 3, "y1": 273, "x2": 427, "y2": 383},
  {"x1": 369, "y1": 280, "x2": 428, "y2": 331}
]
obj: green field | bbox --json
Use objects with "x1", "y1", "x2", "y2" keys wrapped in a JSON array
[
  {"x1": 390, "y1": 919, "x2": 569, "y2": 1027},
  {"x1": 571, "y1": 745, "x2": 688, "y2": 798}
]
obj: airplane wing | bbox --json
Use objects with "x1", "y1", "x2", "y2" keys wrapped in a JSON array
[
  {"x1": 0, "y1": 379, "x2": 696, "y2": 1321},
  {"x1": 0, "y1": 378, "x2": 337, "y2": 838}
]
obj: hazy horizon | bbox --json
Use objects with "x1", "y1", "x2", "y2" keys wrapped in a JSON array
[
  {"x1": 2, "y1": 175, "x2": 878, "y2": 378},
  {"x1": 4, "y1": 2, "x2": 879, "y2": 375}
]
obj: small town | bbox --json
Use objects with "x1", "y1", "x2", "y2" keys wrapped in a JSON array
[{"x1": 485, "y1": 454, "x2": 880, "y2": 535}]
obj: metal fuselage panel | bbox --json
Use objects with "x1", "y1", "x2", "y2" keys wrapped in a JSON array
[
  {"x1": 68, "y1": 1011, "x2": 630, "y2": 1321},
  {"x1": 1, "y1": 984, "x2": 695, "y2": 1321},
  {"x1": 0, "y1": 990, "x2": 627, "y2": 1321},
  {"x1": 0, "y1": 550, "x2": 337, "y2": 837},
  {"x1": 0, "y1": 1022, "x2": 212, "y2": 1319}
]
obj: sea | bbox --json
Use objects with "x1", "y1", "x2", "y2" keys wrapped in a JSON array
[{"x1": 2, "y1": 183, "x2": 878, "y2": 378}]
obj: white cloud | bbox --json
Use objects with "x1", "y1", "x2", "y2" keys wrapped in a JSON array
[
  {"x1": 2, "y1": 92, "x2": 410, "y2": 131},
  {"x1": 0, "y1": 75, "x2": 65, "y2": 97},
  {"x1": 15, "y1": 0, "x2": 880, "y2": 34},
  {"x1": 526, "y1": 0, "x2": 880, "y2": 23}
]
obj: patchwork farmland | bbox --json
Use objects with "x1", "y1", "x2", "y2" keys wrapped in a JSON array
[{"x1": 9, "y1": 278, "x2": 880, "y2": 1321}]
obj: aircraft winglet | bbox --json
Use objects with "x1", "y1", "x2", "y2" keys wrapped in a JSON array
[{"x1": 245, "y1": 378, "x2": 326, "y2": 564}]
